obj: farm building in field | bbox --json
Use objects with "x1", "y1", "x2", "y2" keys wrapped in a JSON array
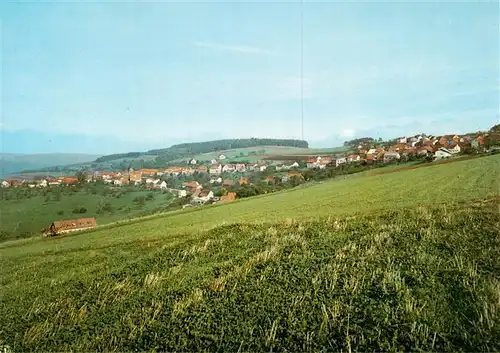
[{"x1": 43, "y1": 218, "x2": 97, "y2": 237}]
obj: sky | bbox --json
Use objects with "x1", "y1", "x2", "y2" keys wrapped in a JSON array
[{"x1": 1, "y1": 0, "x2": 499, "y2": 154}]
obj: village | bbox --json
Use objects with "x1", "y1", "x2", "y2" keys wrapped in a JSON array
[
  {"x1": 2, "y1": 130, "x2": 497, "y2": 237},
  {"x1": 1, "y1": 132, "x2": 494, "y2": 193}
]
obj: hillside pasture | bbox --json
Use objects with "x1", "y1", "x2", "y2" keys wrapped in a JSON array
[
  {"x1": 170, "y1": 146, "x2": 349, "y2": 164},
  {"x1": 0, "y1": 154, "x2": 499, "y2": 351},
  {"x1": 0, "y1": 186, "x2": 175, "y2": 242},
  {"x1": 169, "y1": 146, "x2": 312, "y2": 163}
]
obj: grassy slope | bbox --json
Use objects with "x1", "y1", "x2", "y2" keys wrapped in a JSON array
[
  {"x1": 170, "y1": 145, "x2": 348, "y2": 163},
  {"x1": 0, "y1": 189, "x2": 174, "y2": 240},
  {"x1": 1, "y1": 155, "x2": 499, "y2": 351}
]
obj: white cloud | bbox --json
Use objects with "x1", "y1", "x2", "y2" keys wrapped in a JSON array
[{"x1": 194, "y1": 41, "x2": 276, "y2": 55}]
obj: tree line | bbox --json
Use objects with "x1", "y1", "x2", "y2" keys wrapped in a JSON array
[{"x1": 95, "y1": 138, "x2": 309, "y2": 163}]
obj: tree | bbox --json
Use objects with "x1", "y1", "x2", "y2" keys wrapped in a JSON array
[
  {"x1": 134, "y1": 196, "x2": 146, "y2": 206},
  {"x1": 72, "y1": 206, "x2": 87, "y2": 214},
  {"x1": 489, "y1": 124, "x2": 500, "y2": 133},
  {"x1": 76, "y1": 169, "x2": 87, "y2": 183},
  {"x1": 216, "y1": 188, "x2": 228, "y2": 197}
]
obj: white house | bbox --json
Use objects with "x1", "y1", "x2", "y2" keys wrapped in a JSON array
[
  {"x1": 1, "y1": 180, "x2": 10, "y2": 188},
  {"x1": 235, "y1": 163, "x2": 246, "y2": 172},
  {"x1": 449, "y1": 144, "x2": 461, "y2": 154},
  {"x1": 113, "y1": 179, "x2": 123, "y2": 186},
  {"x1": 183, "y1": 168, "x2": 195, "y2": 176},
  {"x1": 383, "y1": 152, "x2": 400, "y2": 162},
  {"x1": 198, "y1": 190, "x2": 214, "y2": 202},
  {"x1": 210, "y1": 176, "x2": 223, "y2": 184},
  {"x1": 189, "y1": 159, "x2": 197, "y2": 165},
  {"x1": 211, "y1": 159, "x2": 218, "y2": 164},
  {"x1": 177, "y1": 189, "x2": 188, "y2": 197},
  {"x1": 218, "y1": 154, "x2": 226, "y2": 160},
  {"x1": 259, "y1": 165, "x2": 267, "y2": 172},
  {"x1": 346, "y1": 154, "x2": 360, "y2": 163},
  {"x1": 307, "y1": 161, "x2": 318, "y2": 169},
  {"x1": 434, "y1": 148, "x2": 453, "y2": 159},
  {"x1": 38, "y1": 179, "x2": 48, "y2": 188},
  {"x1": 281, "y1": 175, "x2": 291, "y2": 183},
  {"x1": 275, "y1": 164, "x2": 289, "y2": 172},
  {"x1": 247, "y1": 163, "x2": 258, "y2": 171},
  {"x1": 289, "y1": 161, "x2": 300, "y2": 169},
  {"x1": 222, "y1": 164, "x2": 236, "y2": 173},
  {"x1": 209, "y1": 164, "x2": 222, "y2": 175},
  {"x1": 335, "y1": 158, "x2": 347, "y2": 167},
  {"x1": 398, "y1": 137, "x2": 408, "y2": 144},
  {"x1": 159, "y1": 181, "x2": 167, "y2": 190}
]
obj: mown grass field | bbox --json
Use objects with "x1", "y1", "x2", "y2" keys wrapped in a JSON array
[{"x1": 1, "y1": 154, "x2": 499, "y2": 351}]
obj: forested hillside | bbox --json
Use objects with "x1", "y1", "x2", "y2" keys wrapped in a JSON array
[
  {"x1": 95, "y1": 138, "x2": 309, "y2": 163},
  {"x1": 0, "y1": 153, "x2": 101, "y2": 178}
]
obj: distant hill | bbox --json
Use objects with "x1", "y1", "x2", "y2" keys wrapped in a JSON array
[
  {"x1": 95, "y1": 138, "x2": 309, "y2": 164},
  {"x1": 0, "y1": 153, "x2": 102, "y2": 178}
]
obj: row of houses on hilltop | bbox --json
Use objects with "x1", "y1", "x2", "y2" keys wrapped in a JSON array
[
  {"x1": 303, "y1": 133, "x2": 493, "y2": 170},
  {"x1": 208, "y1": 162, "x2": 268, "y2": 175}
]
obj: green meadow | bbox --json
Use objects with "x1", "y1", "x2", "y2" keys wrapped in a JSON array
[
  {"x1": 0, "y1": 186, "x2": 174, "y2": 241},
  {"x1": 1, "y1": 154, "x2": 499, "y2": 351},
  {"x1": 170, "y1": 145, "x2": 349, "y2": 163}
]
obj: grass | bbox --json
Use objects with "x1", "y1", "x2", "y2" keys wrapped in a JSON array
[
  {"x1": 0, "y1": 154, "x2": 499, "y2": 351},
  {"x1": 0, "y1": 187, "x2": 174, "y2": 241},
  {"x1": 169, "y1": 145, "x2": 349, "y2": 163}
]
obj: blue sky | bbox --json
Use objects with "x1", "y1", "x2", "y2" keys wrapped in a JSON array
[{"x1": 2, "y1": 0, "x2": 499, "y2": 154}]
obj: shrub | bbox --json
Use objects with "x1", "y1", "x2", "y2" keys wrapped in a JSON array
[
  {"x1": 97, "y1": 201, "x2": 114, "y2": 214},
  {"x1": 134, "y1": 196, "x2": 146, "y2": 206},
  {"x1": 57, "y1": 210, "x2": 64, "y2": 215},
  {"x1": 72, "y1": 206, "x2": 87, "y2": 214}
]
